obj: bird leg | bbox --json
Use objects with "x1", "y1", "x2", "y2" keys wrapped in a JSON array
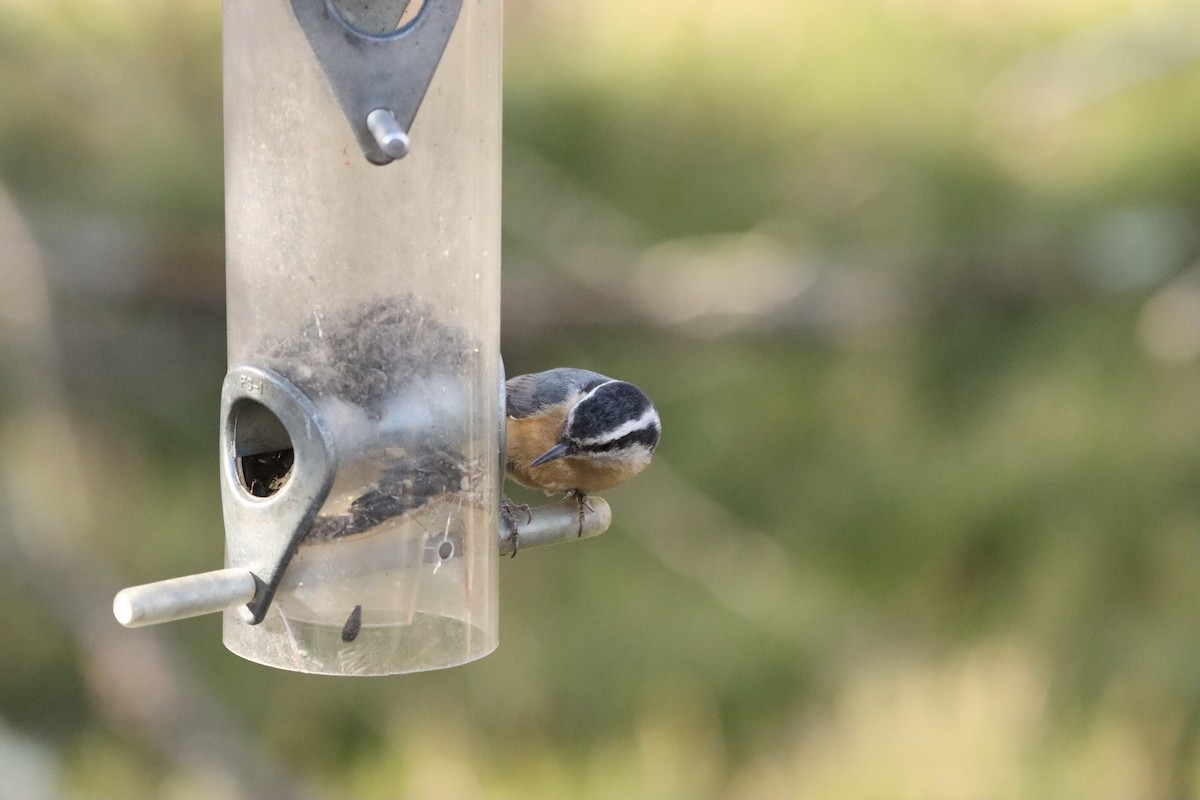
[
  {"x1": 568, "y1": 489, "x2": 593, "y2": 537},
  {"x1": 500, "y1": 495, "x2": 531, "y2": 558}
]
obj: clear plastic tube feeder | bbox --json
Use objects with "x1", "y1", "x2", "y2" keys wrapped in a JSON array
[
  {"x1": 218, "y1": 0, "x2": 501, "y2": 675},
  {"x1": 111, "y1": 0, "x2": 616, "y2": 676}
]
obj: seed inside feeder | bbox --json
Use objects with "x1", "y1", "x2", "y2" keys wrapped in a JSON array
[{"x1": 259, "y1": 293, "x2": 483, "y2": 542}]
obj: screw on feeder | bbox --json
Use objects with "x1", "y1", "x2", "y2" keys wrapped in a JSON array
[{"x1": 366, "y1": 109, "x2": 410, "y2": 160}]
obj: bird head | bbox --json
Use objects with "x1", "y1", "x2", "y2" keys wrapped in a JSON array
[{"x1": 530, "y1": 380, "x2": 661, "y2": 467}]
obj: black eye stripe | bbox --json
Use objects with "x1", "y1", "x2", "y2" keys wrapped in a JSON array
[{"x1": 577, "y1": 426, "x2": 660, "y2": 454}]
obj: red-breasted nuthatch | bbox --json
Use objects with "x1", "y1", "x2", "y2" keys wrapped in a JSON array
[{"x1": 504, "y1": 368, "x2": 661, "y2": 541}]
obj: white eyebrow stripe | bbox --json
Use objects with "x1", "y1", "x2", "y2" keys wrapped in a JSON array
[
  {"x1": 575, "y1": 379, "x2": 614, "y2": 404},
  {"x1": 573, "y1": 406, "x2": 660, "y2": 447}
]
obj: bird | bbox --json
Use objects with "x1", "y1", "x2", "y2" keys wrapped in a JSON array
[{"x1": 503, "y1": 368, "x2": 661, "y2": 550}]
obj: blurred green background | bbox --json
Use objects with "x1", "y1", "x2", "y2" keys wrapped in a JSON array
[{"x1": 3, "y1": 0, "x2": 1200, "y2": 797}]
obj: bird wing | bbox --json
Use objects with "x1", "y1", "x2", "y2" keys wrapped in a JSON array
[{"x1": 505, "y1": 368, "x2": 610, "y2": 419}]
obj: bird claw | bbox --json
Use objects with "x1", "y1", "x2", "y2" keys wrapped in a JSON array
[
  {"x1": 500, "y1": 496, "x2": 530, "y2": 557},
  {"x1": 568, "y1": 490, "x2": 593, "y2": 537}
]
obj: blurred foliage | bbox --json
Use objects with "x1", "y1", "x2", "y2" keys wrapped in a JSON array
[{"x1": 3, "y1": 0, "x2": 1200, "y2": 797}]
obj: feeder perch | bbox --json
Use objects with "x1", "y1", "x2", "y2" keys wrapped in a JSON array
[{"x1": 112, "y1": 0, "x2": 612, "y2": 676}]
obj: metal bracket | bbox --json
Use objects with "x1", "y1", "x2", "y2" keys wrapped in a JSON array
[
  {"x1": 290, "y1": 0, "x2": 464, "y2": 164},
  {"x1": 219, "y1": 366, "x2": 337, "y2": 624}
]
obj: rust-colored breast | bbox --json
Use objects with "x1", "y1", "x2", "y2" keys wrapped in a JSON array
[
  {"x1": 505, "y1": 404, "x2": 647, "y2": 494},
  {"x1": 506, "y1": 403, "x2": 568, "y2": 492}
]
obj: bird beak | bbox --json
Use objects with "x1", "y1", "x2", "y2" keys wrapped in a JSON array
[{"x1": 530, "y1": 442, "x2": 572, "y2": 467}]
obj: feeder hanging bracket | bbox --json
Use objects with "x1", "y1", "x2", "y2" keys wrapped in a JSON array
[{"x1": 290, "y1": 0, "x2": 464, "y2": 164}]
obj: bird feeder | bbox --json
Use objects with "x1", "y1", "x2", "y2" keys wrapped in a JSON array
[{"x1": 112, "y1": 0, "x2": 611, "y2": 675}]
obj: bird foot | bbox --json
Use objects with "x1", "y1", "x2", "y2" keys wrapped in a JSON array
[
  {"x1": 568, "y1": 490, "x2": 593, "y2": 537},
  {"x1": 500, "y1": 496, "x2": 531, "y2": 557}
]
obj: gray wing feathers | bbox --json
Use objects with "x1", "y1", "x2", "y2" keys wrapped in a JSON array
[{"x1": 505, "y1": 368, "x2": 610, "y2": 419}]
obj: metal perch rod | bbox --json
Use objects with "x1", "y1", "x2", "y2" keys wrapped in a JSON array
[
  {"x1": 113, "y1": 568, "x2": 257, "y2": 628},
  {"x1": 113, "y1": 497, "x2": 611, "y2": 628},
  {"x1": 499, "y1": 495, "x2": 611, "y2": 556}
]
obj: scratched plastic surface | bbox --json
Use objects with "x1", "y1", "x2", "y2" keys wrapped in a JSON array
[{"x1": 221, "y1": 0, "x2": 500, "y2": 675}]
